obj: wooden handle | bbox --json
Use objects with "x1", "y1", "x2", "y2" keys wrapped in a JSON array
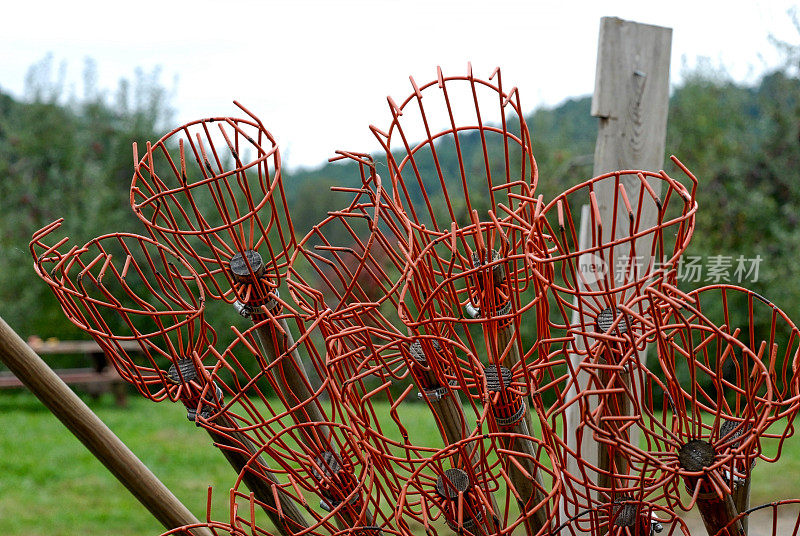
[
  {"x1": 206, "y1": 412, "x2": 309, "y2": 536},
  {"x1": 255, "y1": 318, "x2": 326, "y2": 425},
  {"x1": 0, "y1": 314, "x2": 211, "y2": 536}
]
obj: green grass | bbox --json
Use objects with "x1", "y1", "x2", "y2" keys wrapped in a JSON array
[
  {"x1": 0, "y1": 390, "x2": 798, "y2": 535},
  {"x1": 0, "y1": 390, "x2": 448, "y2": 536},
  {"x1": 0, "y1": 391, "x2": 233, "y2": 536}
]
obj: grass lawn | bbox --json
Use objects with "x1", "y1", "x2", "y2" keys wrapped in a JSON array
[
  {"x1": 0, "y1": 390, "x2": 446, "y2": 536},
  {"x1": 0, "y1": 391, "x2": 246, "y2": 536},
  {"x1": 0, "y1": 390, "x2": 798, "y2": 535}
]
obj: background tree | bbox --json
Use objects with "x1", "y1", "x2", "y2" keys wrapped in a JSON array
[{"x1": 0, "y1": 55, "x2": 174, "y2": 339}]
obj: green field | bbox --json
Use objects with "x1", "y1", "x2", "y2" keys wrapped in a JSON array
[{"x1": 0, "y1": 390, "x2": 798, "y2": 535}]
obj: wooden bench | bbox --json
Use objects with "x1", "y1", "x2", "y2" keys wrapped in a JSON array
[{"x1": 0, "y1": 339, "x2": 132, "y2": 406}]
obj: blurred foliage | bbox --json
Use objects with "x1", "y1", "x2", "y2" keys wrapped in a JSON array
[
  {"x1": 0, "y1": 55, "x2": 174, "y2": 342},
  {"x1": 3, "y1": 48, "x2": 800, "y2": 369}
]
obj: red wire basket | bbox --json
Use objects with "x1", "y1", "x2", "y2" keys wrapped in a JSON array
[
  {"x1": 130, "y1": 102, "x2": 293, "y2": 306},
  {"x1": 29, "y1": 219, "x2": 214, "y2": 405},
  {"x1": 527, "y1": 158, "x2": 698, "y2": 343},
  {"x1": 371, "y1": 65, "x2": 537, "y2": 237},
  {"x1": 393, "y1": 432, "x2": 561, "y2": 536}
]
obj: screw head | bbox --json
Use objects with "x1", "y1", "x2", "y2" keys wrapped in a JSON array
[
  {"x1": 596, "y1": 307, "x2": 629, "y2": 334},
  {"x1": 436, "y1": 468, "x2": 470, "y2": 499},
  {"x1": 409, "y1": 339, "x2": 442, "y2": 365},
  {"x1": 611, "y1": 499, "x2": 638, "y2": 527},
  {"x1": 484, "y1": 366, "x2": 513, "y2": 393},
  {"x1": 229, "y1": 249, "x2": 265, "y2": 282},
  {"x1": 167, "y1": 359, "x2": 198, "y2": 385},
  {"x1": 312, "y1": 451, "x2": 343, "y2": 481},
  {"x1": 678, "y1": 439, "x2": 716, "y2": 472}
]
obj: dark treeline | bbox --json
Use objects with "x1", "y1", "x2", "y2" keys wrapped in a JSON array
[{"x1": 2, "y1": 54, "x2": 800, "y2": 348}]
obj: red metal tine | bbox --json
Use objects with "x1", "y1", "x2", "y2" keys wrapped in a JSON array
[
  {"x1": 553, "y1": 500, "x2": 690, "y2": 536},
  {"x1": 130, "y1": 103, "x2": 292, "y2": 306},
  {"x1": 394, "y1": 433, "x2": 560, "y2": 536},
  {"x1": 30, "y1": 221, "x2": 311, "y2": 536},
  {"x1": 528, "y1": 160, "x2": 698, "y2": 342},
  {"x1": 155, "y1": 484, "x2": 287, "y2": 536},
  {"x1": 286, "y1": 151, "x2": 411, "y2": 322},
  {"x1": 197, "y1": 312, "x2": 389, "y2": 536},
  {"x1": 371, "y1": 65, "x2": 537, "y2": 236},
  {"x1": 713, "y1": 499, "x2": 800, "y2": 536},
  {"x1": 225, "y1": 421, "x2": 396, "y2": 536},
  {"x1": 30, "y1": 219, "x2": 212, "y2": 405}
]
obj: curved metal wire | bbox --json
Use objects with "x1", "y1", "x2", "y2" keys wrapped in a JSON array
[
  {"x1": 528, "y1": 158, "x2": 698, "y2": 340},
  {"x1": 26, "y1": 65, "x2": 800, "y2": 536},
  {"x1": 552, "y1": 500, "x2": 690, "y2": 536},
  {"x1": 713, "y1": 498, "x2": 800, "y2": 536},
  {"x1": 29, "y1": 219, "x2": 213, "y2": 404},
  {"x1": 392, "y1": 433, "x2": 561, "y2": 536},
  {"x1": 371, "y1": 64, "x2": 537, "y2": 237},
  {"x1": 130, "y1": 101, "x2": 293, "y2": 305}
]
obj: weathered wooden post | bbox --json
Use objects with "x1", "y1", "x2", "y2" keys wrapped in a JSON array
[{"x1": 564, "y1": 14, "x2": 672, "y2": 506}]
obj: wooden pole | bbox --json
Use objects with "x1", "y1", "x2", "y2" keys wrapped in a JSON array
[
  {"x1": 678, "y1": 440, "x2": 745, "y2": 536},
  {"x1": 722, "y1": 419, "x2": 752, "y2": 534},
  {"x1": 409, "y1": 340, "x2": 471, "y2": 449},
  {"x1": 0, "y1": 314, "x2": 212, "y2": 536},
  {"x1": 254, "y1": 317, "x2": 326, "y2": 425},
  {"x1": 204, "y1": 417, "x2": 309, "y2": 536},
  {"x1": 168, "y1": 360, "x2": 309, "y2": 536},
  {"x1": 485, "y1": 366, "x2": 551, "y2": 535},
  {"x1": 409, "y1": 340, "x2": 502, "y2": 529},
  {"x1": 564, "y1": 15, "x2": 672, "y2": 508}
]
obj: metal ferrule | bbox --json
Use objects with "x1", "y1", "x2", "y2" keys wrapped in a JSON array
[
  {"x1": 233, "y1": 300, "x2": 252, "y2": 318},
  {"x1": 418, "y1": 385, "x2": 450, "y2": 402},
  {"x1": 494, "y1": 400, "x2": 527, "y2": 428},
  {"x1": 187, "y1": 383, "x2": 223, "y2": 423},
  {"x1": 484, "y1": 366, "x2": 525, "y2": 427},
  {"x1": 233, "y1": 289, "x2": 280, "y2": 319}
]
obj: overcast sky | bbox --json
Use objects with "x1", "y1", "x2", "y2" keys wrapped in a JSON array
[{"x1": 2, "y1": 0, "x2": 798, "y2": 170}]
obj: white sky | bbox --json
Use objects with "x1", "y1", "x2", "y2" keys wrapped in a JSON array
[{"x1": 2, "y1": 0, "x2": 798, "y2": 170}]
